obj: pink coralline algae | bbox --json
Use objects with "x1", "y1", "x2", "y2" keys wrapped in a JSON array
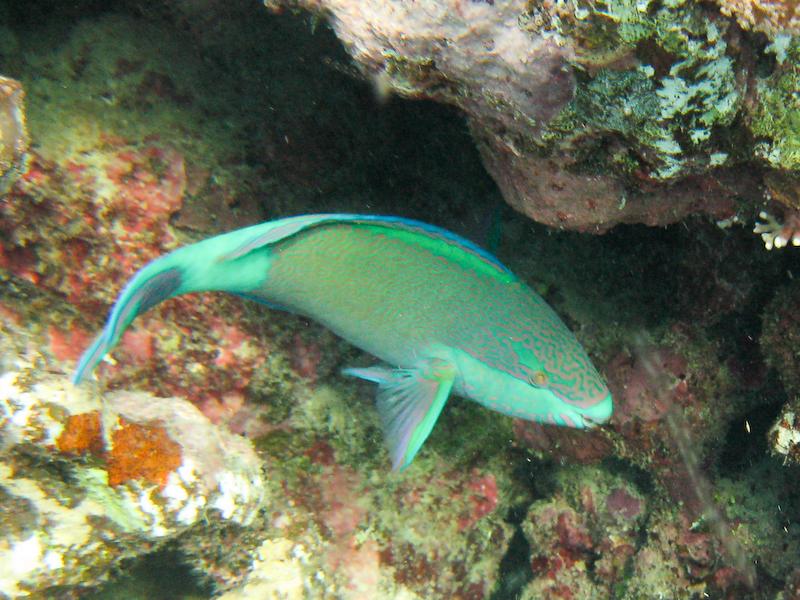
[
  {"x1": 476, "y1": 143, "x2": 745, "y2": 233},
  {"x1": 91, "y1": 142, "x2": 187, "y2": 283},
  {"x1": 605, "y1": 487, "x2": 643, "y2": 521},
  {"x1": 0, "y1": 143, "x2": 276, "y2": 442},
  {"x1": 103, "y1": 144, "x2": 186, "y2": 232},
  {"x1": 515, "y1": 327, "x2": 740, "y2": 515},
  {"x1": 604, "y1": 336, "x2": 737, "y2": 514},
  {"x1": 459, "y1": 470, "x2": 499, "y2": 531},
  {"x1": 47, "y1": 323, "x2": 94, "y2": 363},
  {"x1": 521, "y1": 467, "x2": 756, "y2": 598},
  {"x1": 246, "y1": 445, "x2": 510, "y2": 599},
  {"x1": 291, "y1": 332, "x2": 323, "y2": 384},
  {"x1": 607, "y1": 344, "x2": 689, "y2": 427},
  {"x1": 1, "y1": 140, "x2": 185, "y2": 313},
  {"x1": 93, "y1": 295, "x2": 269, "y2": 424},
  {"x1": 524, "y1": 471, "x2": 647, "y2": 598},
  {"x1": 514, "y1": 419, "x2": 614, "y2": 464}
]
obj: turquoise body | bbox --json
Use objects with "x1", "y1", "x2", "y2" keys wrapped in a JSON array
[{"x1": 73, "y1": 214, "x2": 612, "y2": 469}]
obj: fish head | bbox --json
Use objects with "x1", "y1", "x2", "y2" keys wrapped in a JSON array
[
  {"x1": 510, "y1": 335, "x2": 613, "y2": 428},
  {"x1": 455, "y1": 335, "x2": 613, "y2": 429},
  {"x1": 514, "y1": 363, "x2": 613, "y2": 429}
]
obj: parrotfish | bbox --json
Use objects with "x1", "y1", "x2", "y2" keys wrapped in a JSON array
[{"x1": 73, "y1": 214, "x2": 612, "y2": 469}]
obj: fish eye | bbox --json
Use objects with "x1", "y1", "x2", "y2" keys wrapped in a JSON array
[{"x1": 528, "y1": 370, "x2": 548, "y2": 387}]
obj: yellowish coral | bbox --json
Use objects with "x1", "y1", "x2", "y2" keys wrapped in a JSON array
[{"x1": 715, "y1": 0, "x2": 800, "y2": 36}]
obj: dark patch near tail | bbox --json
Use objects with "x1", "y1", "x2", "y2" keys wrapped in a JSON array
[
  {"x1": 136, "y1": 268, "x2": 182, "y2": 315},
  {"x1": 116, "y1": 267, "x2": 182, "y2": 335}
]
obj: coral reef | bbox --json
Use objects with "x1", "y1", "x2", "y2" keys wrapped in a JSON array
[
  {"x1": 3, "y1": 0, "x2": 800, "y2": 597},
  {"x1": 265, "y1": 0, "x2": 575, "y2": 136},
  {"x1": 226, "y1": 460, "x2": 513, "y2": 598},
  {"x1": 267, "y1": 0, "x2": 796, "y2": 233},
  {"x1": 754, "y1": 208, "x2": 800, "y2": 249},
  {"x1": 517, "y1": 459, "x2": 799, "y2": 598},
  {"x1": 0, "y1": 351, "x2": 264, "y2": 597},
  {"x1": 716, "y1": 0, "x2": 800, "y2": 37},
  {"x1": 518, "y1": 463, "x2": 754, "y2": 599},
  {"x1": 516, "y1": 325, "x2": 746, "y2": 515},
  {"x1": 748, "y1": 36, "x2": 800, "y2": 173},
  {"x1": 521, "y1": 467, "x2": 648, "y2": 598}
]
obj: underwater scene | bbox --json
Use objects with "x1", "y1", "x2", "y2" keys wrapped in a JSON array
[{"x1": 1, "y1": 0, "x2": 800, "y2": 598}]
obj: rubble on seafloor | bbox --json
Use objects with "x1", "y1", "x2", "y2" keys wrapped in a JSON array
[{"x1": 0, "y1": 351, "x2": 265, "y2": 597}]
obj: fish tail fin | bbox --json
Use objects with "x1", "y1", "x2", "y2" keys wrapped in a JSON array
[
  {"x1": 72, "y1": 223, "x2": 282, "y2": 385},
  {"x1": 72, "y1": 258, "x2": 184, "y2": 384}
]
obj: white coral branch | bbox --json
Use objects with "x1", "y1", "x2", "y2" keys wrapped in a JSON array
[{"x1": 753, "y1": 210, "x2": 800, "y2": 250}]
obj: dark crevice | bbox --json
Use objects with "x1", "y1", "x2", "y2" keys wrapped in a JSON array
[{"x1": 490, "y1": 504, "x2": 533, "y2": 600}]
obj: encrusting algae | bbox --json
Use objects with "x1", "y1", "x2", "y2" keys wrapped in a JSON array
[
  {"x1": 0, "y1": 347, "x2": 266, "y2": 597},
  {"x1": 56, "y1": 412, "x2": 183, "y2": 489}
]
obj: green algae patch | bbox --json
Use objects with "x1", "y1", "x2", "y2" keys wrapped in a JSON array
[
  {"x1": 291, "y1": 383, "x2": 385, "y2": 470},
  {"x1": 750, "y1": 36, "x2": 800, "y2": 171},
  {"x1": 530, "y1": 0, "x2": 744, "y2": 181},
  {"x1": 21, "y1": 15, "x2": 237, "y2": 168}
]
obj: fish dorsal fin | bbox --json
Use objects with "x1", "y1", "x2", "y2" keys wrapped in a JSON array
[
  {"x1": 220, "y1": 214, "x2": 514, "y2": 280},
  {"x1": 220, "y1": 214, "x2": 341, "y2": 261}
]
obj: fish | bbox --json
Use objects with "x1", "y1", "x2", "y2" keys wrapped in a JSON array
[{"x1": 73, "y1": 214, "x2": 613, "y2": 470}]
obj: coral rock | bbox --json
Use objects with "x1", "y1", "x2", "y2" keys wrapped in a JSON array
[
  {"x1": 516, "y1": 327, "x2": 742, "y2": 516},
  {"x1": 522, "y1": 467, "x2": 647, "y2": 599},
  {"x1": 266, "y1": 0, "x2": 776, "y2": 232},
  {"x1": 266, "y1": 0, "x2": 575, "y2": 131},
  {"x1": 715, "y1": 0, "x2": 800, "y2": 36},
  {"x1": 768, "y1": 402, "x2": 800, "y2": 465},
  {"x1": 0, "y1": 354, "x2": 265, "y2": 596}
]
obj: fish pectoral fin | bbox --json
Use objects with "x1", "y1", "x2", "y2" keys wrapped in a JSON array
[{"x1": 343, "y1": 359, "x2": 456, "y2": 471}]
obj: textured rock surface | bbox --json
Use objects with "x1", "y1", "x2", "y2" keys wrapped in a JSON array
[
  {"x1": 715, "y1": 0, "x2": 800, "y2": 36},
  {"x1": 0, "y1": 352, "x2": 265, "y2": 597},
  {"x1": 267, "y1": 0, "x2": 796, "y2": 233},
  {"x1": 3, "y1": 1, "x2": 800, "y2": 597}
]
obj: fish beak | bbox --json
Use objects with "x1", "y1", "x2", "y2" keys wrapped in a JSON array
[{"x1": 581, "y1": 392, "x2": 614, "y2": 427}]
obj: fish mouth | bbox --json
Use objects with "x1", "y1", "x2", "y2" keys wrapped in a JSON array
[{"x1": 579, "y1": 392, "x2": 614, "y2": 427}]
